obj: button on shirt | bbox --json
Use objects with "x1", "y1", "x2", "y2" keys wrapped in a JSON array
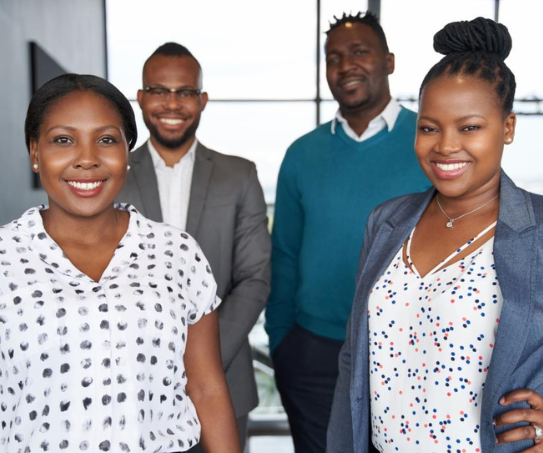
[
  {"x1": 148, "y1": 139, "x2": 197, "y2": 230},
  {"x1": 0, "y1": 205, "x2": 220, "y2": 453},
  {"x1": 331, "y1": 98, "x2": 402, "y2": 142}
]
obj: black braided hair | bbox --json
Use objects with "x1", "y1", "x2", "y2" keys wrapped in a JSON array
[
  {"x1": 420, "y1": 17, "x2": 516, "y2": 114},
  {"x1": 326, "y1": 12, "x2": 389, "y2": 53}
]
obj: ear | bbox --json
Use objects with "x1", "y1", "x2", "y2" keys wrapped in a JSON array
[
  {"x1": 386, "y1": 53, "x2": 395, "y2": 75},
  {"x1": 29, "y1": 139, "x2": 39, "y2": 172},
  {"x1": 504, "y1": 112, "x2": 516, "y2": 145},
  {"x1": 200, "y1": 91, "x2": 209, "y2": 112},
  {"x1": 137, "y1": 89, "x2": 144, "y2": 110}
]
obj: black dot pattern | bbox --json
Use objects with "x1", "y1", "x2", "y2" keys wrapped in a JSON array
[{"x1": 0, "y1": 205, "x2": 220, "y2": 452}]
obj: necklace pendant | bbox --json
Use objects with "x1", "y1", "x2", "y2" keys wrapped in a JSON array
[{"x1": 446, "y1": 220, "x2": 454, "y2": 228}]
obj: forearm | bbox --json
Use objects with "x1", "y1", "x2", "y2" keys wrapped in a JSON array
[
  {"x1": 189, "y1": 381, "x2": 241, "y2": 453},
  {"x1": 185, "y1": 312, "x2": 241, "y2": 453}
]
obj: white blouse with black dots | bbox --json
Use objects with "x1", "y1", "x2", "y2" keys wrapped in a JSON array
[{"x1": 0, "y1": 204, "x2": 221, "y2": 453}]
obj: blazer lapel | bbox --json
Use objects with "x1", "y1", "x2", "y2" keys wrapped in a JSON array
[
  {"x1": 481, "y1": 173, "x2": 537, "y2": 427},
  {"x1": 130, "y1": 142, "x2": 163, "y2": 222},
  {"x1": 185, "y1": 142, "x2": 213, "y2": 236}
]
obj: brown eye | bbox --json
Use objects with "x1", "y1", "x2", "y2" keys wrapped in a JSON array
[{"x1": 53, "y1": 136, "x2": 72, "y2": 144}]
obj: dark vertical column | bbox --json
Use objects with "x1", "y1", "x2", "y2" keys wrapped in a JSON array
[
  {"x1": 316, "y1": 0, "x2": 322, "y2": 126},
  {"x1": 103, "y1": 0, "x2": 109, "y2": 79},
  {"x1": 368, "y1": 0, "x2": 381, "y2": 20},
  {"x1": 494, "y1": 0, "x2": 501, "y2": 22}
]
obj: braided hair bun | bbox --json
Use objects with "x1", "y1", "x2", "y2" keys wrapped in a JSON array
[
  {"x1": 433, "y1": 17, "x2": 512, "y2": 61},
  {"x1": 420, "y1": 17, "x2": 516, "y2": 113}
]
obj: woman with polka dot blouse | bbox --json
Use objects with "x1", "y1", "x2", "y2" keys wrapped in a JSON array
[
  {"x1": 327, "y1": 18, "x2": 543, "y2": 453},
  {"x1": 0, "y1": 74, "x2": 241, "y2": 453}
]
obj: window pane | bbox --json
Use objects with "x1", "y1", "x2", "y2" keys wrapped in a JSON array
[
  {"x1": 500, "y1": 0, "x2": 543, "y2": 98},
  {"x1": 502, "y1": 115, "x2": 543, "y2": 195},
  {"x1": 107, "y1": 0, "x2": 315, "y2": 100},
  {"x1": 382, "y1": 0, "x2": 494, "y2": 99},
  {"x1": 131, "y1": 101, "x2": 316, "y2": 203}
]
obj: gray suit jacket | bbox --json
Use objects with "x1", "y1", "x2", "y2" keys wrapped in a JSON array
[
  {"x1": 327, "y1": 172, "x2": 543, "y2": 453},
  {"x1": 118, "y1": 141, "x2": 271, "y2": 417}
]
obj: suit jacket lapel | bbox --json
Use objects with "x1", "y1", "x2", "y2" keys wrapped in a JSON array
[
  {"x1": 481, "y1": 173, "x2": 537, "y2": 430},
  {"x1": 186, "y1": 142, "x2": 213, "y2": 236},
  {"x1": 130, "y1": 142, "x2": 163, "y2": 222}
]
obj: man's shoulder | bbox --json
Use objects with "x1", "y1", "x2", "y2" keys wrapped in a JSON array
[{"x1": 197, "y1": 144, "x2": 256, "y2": 172}]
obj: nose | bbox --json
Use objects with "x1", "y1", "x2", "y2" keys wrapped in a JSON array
[
  {"x1": 338, "y1": 54, "x2": 357, "y2": 74},
  {"x1": 74, "y1": 141, "x2": 100, "y2": 169},
  {"x1": 435, "y1": 130, "x2": 462, "y2": 155},
  {"x1": 164, "y1": 91, "x2": 183, "y2": 110}
]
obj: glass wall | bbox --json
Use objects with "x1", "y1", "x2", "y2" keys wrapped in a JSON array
[{"x1": 107, "y1": 0, "x2": 543, "y2": 431}]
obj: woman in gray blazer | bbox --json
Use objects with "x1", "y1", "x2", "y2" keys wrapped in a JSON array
[{"x1": 327, "y1": 17, "x2": 543, "y2": 453}]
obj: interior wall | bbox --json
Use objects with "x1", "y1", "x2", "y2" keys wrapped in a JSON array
[{"x1": 0, "y1": 0, "x2": 106, "y2": 224}]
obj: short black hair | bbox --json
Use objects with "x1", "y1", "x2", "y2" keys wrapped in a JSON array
[
  {"x1": 420, "y1": 17, "x2": 516, "y2": 115},
  {"x1": 24, "y1": 74, "x2": 137, "y2": 152},
  {"x1": 144, "y1": 42, "x2": 201, "y2": 71},
  {"x1": 326, "y1": 11, "x2": 389, "y2": 53}
]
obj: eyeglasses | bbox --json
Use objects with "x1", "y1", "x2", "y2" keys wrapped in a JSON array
[{"x1": 143, "y1": 85, "x2": 202, "y2": 103}]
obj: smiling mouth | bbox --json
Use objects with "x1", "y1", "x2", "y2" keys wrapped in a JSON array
[
  {"x1": 158, "y1": 118, "x2": 185, "y2": 125},
  {"x1": 435, "y1": 162, "x2": 467, "y2": 171},
  {"x1": 339, "y1": 78, "x2": 366, "y2": 89},
  {"x1": 66, "y1": 180, "x2": 105, "y2": 190}
]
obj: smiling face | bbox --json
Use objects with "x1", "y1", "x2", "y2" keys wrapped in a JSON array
[
  {"x1": 325, "y1": 22, "x2": 394, "y2": 114},
  {"x1": 138, "y1": 55, "x2": 208, "y2": 152},
  {"x1": 415, "y1": 75, "x2": 516, "y2": 201},
  {"x1": 30, "y1": 91, "x2": 129, "y2": 219}
]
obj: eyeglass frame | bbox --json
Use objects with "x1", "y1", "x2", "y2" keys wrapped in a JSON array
[{"x1": 142, "y1": 85, "x2": 203, "y2": 103}]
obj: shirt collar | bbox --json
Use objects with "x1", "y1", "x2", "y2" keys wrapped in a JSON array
[
  {"x1": 147, "y1": 138, "x2": 197, "y2": 170},
  {"x1": 18, "y1": 204, "x2": 149, "y2": 283},
  {"x1": 331, "y1": 98, "x2": 402, "y2": 137}
]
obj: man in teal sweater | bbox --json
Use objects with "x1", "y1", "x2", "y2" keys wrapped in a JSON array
[{"x1": 265, "y1": 12, "x2": 430, "y2": 453}]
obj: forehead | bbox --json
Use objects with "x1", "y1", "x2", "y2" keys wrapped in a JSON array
[
  {"x1": 43, "y1": 91, "x2": 122, "y2": 127},
  {"x1": 325, "y1": 22, "x2": 382, "y2": 53},
  {"x1": 420, "y1": 75, "x2": 502, "y2": 114},
  {"x1": 143, "y1": 55, "x2": 201, "y2": 87}
]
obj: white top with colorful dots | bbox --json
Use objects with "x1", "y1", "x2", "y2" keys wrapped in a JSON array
[
  {"x1": 369, "y1": 222, "x2": 502, "y2": 453},
  {"x1": 0, "y1": 205, "x2": 220, "y2": 453}
]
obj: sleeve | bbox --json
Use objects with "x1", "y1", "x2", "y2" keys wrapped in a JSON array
[
  {"x1": 264, "y1": 144, "x2": 304, "y2": 355},
  {"x1": 326, "y1": 208, "x2": 380, "y2": 453},
  {"x1": 185, "y1": 237, "x2": 221, "y2": 325},
  {"x1": 217, "y1": 162, "x2": 271, "y2": 370}
]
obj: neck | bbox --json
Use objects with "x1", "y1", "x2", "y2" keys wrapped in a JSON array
[
  {"x1": 150, "y1": 135, "x2": 195, "y2": 167},
  {"x1": 436, "y1": 187, "x2": 500, "y2": 220},
  {"x1": 340, "y1": 94, "x2": 391, "y2": 136},
  {"x1": 41, "y1": 204, "x2": 126, "y2": 248}
]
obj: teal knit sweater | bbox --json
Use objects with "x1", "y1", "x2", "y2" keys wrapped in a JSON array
[{"x1": 265, "y1": 108, "x2": 430, "y2": 353}]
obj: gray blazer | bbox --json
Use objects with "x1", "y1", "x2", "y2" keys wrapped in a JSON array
[
  {"x1": 327, "y1": 172, "x2": 543, "y2": 453},
  {"x1": 118, "y1": 141, "x2": 271, "y2": 417}
]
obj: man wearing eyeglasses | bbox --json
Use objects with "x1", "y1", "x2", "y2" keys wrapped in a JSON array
[{"x1": 118, "y1": 42, "x2": 271, "y2": 452}]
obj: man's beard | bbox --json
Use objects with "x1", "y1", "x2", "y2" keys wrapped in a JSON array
[{"x1": 144, "y1": 117, "x2": 200, "y2": 149}]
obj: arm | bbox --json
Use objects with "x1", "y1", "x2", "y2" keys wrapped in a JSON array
[
  {"x1": 265, "y1": 146, "x2": 303, "y2": 354},
  {"x1": 218, "y1": 163, "x2": 271, "y2": 370},
  {"x1": 185, "y1": 310, "x2": 241, "y2": 453}
]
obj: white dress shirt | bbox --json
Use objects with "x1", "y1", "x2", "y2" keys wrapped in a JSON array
[
  {"x1": 331, "y1": 98, "x2": 402, "y2": 142},
  {"x1": 0, "y1": 205, "x2": 220, "y2": 452},
  {"x1": 147, "y1": 139, "x2": 197, "y2": 230}
]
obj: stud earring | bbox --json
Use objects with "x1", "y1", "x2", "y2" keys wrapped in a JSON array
[
  {"x1": 33, "y1": 163, "x2": 39, "y2": 170},
  {"x1": 505, "y1": 137, "x2": 513, "y2": 144},
  {"x1": 127, "y1": 165, "x2": 131, "y2": 171}
]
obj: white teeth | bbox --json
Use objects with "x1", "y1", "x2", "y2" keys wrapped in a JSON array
[
  {"x1": 159, "y1": 118, "x2": 183, "y2": 125},
  {"x1": 67, "y1": 181, "x2": 104, "y2": 190},
  {"x1": 436, "y1": 162, "x2": 467, "y2": 171}
]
